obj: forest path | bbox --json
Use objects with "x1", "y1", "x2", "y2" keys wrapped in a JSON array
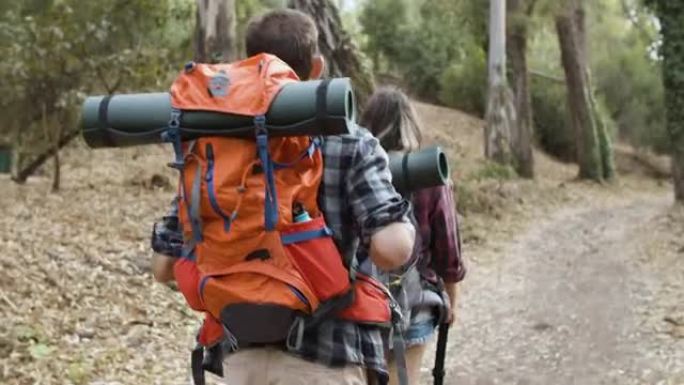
[{"x1": 423, "y1": 191, "x2": 684, "y2": 385}]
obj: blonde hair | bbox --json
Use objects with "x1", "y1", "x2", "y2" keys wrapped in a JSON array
[{"x1": 360, "y1": 86, "x2": 423, "y2": 152}]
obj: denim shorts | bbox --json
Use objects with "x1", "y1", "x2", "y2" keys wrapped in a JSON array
[{"x1": 403, "y1": 310, "x2": 437, "y2": 347}]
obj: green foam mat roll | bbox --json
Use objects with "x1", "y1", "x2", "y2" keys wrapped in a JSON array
[
  {"x1": 81, "y1": 78, "x2": 355, "y2": 148},
  {"x1": 388, "y1": 147, "x2": 450, "y2": 193}
]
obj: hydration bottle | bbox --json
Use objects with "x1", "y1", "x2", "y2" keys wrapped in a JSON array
[{"x1": 292, "y1": 202, "x2": 311, "y2": 223}]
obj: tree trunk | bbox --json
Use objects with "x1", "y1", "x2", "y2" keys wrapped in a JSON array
[
  {"x1": 51, "y1": 124, "x2": 62, "y2": 192},
  {"x1": 506, "y1": 0, "x2": 535, "y2": 178},
  {"x1": 674, "y1": 152, "x2": 684, "y2": 202},
  {"x1": 288, "y1": 0, "x2": 375, "y2": 107},
  {"x1": 651, "y1": 0, "x2": 684, "y2": 202},
  {"x1": 555, "y1": 0, "x2": 603, "y2": 180},
  {"x1": 52, "y1": 145, "x2": 60, "y2": 191},
  {"x1": 41, "y1": 104, "x2": 62, "y2": 192},
  {"x1": 485, "y1": 0, "x2": 516, "y2": 165},
  {"x1": 195, "y1": 0, "x2": 237, "y2": 63},
  {"x1": 588, "y1": 74, "x2": 616, "y2": 179},
  {"x1": 573, "y1": 0, "x2": 615, "y2": 179},
  {"x1": 10, "y1": 124, "x2": 21, "y2": 178}
]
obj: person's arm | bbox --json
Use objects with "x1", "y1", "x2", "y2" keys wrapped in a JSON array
[
  {"x1": 346, "y1": 133, "x2": 416, "y2": 271},
  {"x1": 429, "y1": 183, "x2": 466, "y2": 324},
  {"x1": 150, "y1": 198, "x2": 183, "y2": 283},
  {"x1": 370, "y1": 222, "x2": 415, "y2": 271}
]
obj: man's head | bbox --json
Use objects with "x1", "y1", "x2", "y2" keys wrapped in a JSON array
[{"x1": 246, "y1": 9, "x2": 324, "y2": 80}]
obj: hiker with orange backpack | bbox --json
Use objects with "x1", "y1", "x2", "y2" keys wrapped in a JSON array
[
  {"x1": 151, "y1": 9, "x2": 416, "y2": 385},
  {"x1": 360, "y1": 87, "x2": 466, "y2": 385}
]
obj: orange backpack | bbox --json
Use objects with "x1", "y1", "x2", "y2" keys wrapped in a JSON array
[{"x1": 163, "y1": 54, "x2": 392, "y2": 381}]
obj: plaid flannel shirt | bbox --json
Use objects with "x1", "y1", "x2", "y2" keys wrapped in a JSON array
[
  {"x1": 411, "y1": 184, "x2": 466, "y2": 284},
  {"x1": 152, "y1": 127, "x2": 412, "y2": 381}
]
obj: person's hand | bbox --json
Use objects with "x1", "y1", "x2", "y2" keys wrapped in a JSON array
[
  {"x1": 444, "y1": 282, "x2": 460, "y2": 327},
  {"x1": 445, "y1": 303, "x2": 457, "y2": 326},
  {"x1": 151, "y1": 253, "x2": 176, "y2": 283}
]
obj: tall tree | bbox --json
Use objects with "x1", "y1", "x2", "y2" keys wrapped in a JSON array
[
  {"x1": 195, "y1": 0, "x2": 238, "y2": 63},
  {"x1": 485, "y1": 0, "x2": 517, "y2": 165},
  {"x1": 289, "y1": 0, "x2": 375, "y2": 106},
  {"x1": 507, "y1": 0, "x2": 536, "y2": 178},
  {"x1": 555, "y1": 0, "x2": 614, "y2": 180},
  {"x1": 647, "y1": 0, "x2": 684, "y2": 201}
]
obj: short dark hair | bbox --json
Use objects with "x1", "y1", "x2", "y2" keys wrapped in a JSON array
[
  {"x1": 246, "y1": 9, "x2": 318, "y2": 80},
  {"x1": 361, "y1": 86, "x2": 423, "y2": 152}
]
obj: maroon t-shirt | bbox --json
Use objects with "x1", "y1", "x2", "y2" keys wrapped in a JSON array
[{"x1": 411, "y1": 184, "x2": 466, "y2": 284}]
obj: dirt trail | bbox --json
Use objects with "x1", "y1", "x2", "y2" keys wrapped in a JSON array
[{"x1": 423, "y1": 193, "x2": 684, "y2": 385}]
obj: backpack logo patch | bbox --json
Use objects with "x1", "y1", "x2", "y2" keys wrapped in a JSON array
[{"x1": 208, "y1": 71, "x2": 230, "y2": 97}]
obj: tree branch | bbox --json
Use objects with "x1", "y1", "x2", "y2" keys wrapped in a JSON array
[
  {"x1": 11, "y1": 128, "x2": 80, "y2": 184},
  {"x1": 529, "y1": 69, "x2": 565, "y2": 83}
]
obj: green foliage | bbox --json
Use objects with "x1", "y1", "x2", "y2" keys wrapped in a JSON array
[
  {"x1": 454, "y1": 181, "x2": 482, "y2": 216},
  {"x1": 455, "y1": 159, "x2": 516, "y2": 216},
  {"x1": 67, "y1": 362, "x2": 92, "y2": 385},
  {"x1": 438, "y1": 47, "x2": 488, "y2": 116},
  {"x1": 590, "y1": 88, "x2": 617, "y2": 179},
  {"x1": 590, "y1": 1, "x2": 667, "y2": 153},
  {"x1": 399, "y1": 0, "x2": 463, "y2": 97},
  {"x1": 524, "y1": 0, "x2": 664, "y2": 161},
  {"x1": 646, "y1": 0, "x2": 684, "y2": 153},
  {"x1": 470, "y1": 161, "x2": 518, "y2": 181},
  {"x1": 530, "y1": 78, "x2": 575, "y2": 161},
  {"x1": 357, "y1": 0, "x2": 666, "y2": 163},
  {"x1": 0, "y1": 0, "x2": 194, "y2": 173},
  {"x1": 647, "y1": 0, "x2": 684, "y2": 199},
  {"x1": 359, "y1": 0, "x2": 484, "y2": 103},
  {"x1": 28, "y1": 343, "x2": 54, "y2": 360},
  {"x1": 358, "y1": 0, "x2": 409, "y2": 71}
]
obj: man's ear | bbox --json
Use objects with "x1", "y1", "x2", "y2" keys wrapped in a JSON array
[{"x1": 309, "y1": 55, "x2": 325, "y2": 80}]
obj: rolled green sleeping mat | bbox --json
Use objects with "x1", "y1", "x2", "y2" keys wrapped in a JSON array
[
  {"x1": 81, "y1": 78, "x2": 355, "y2": 148},
  {"x1": 388, "y1": 147, "x2": 450, "y2": 194}
]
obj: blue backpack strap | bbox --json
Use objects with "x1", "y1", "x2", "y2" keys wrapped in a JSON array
[
  {"x1": 281, "y1": 226, "x2": 333, "y2": 245},
  {"x1": 162, "y1": 109, "x2": 203, "y2": 243},
  {"x1": 205, "y1": 142, "x2": 235, "y2": 232},
  {"x1": 162, "y1": 109, "x2": 184, "y2": 169},
  {"x1": 254, "y1": 115, "x2": 279, "y2": 231},
  {"x1": 181, "y1": 241, "x2": 196, "y2": 260}
]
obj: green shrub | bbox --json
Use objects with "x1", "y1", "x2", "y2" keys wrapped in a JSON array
[
  {"x1": 593, "y1": 48, "x2": 667, "y2": 153},
  {"x1": 588, "y1": 2, "x2": 667, "y2": 154},
  {"x1": 359, "y1": 0, "x2": 481, "y2": 102},
  {"x1": 470, "y1": 161, "x2": 517, "y2": 181},
  {"x1": 438, "y1": 47, "x2": 487, "y2": 116},
  {"x1": 531, "y1": 77, "x2": 575, "y2": 161}
]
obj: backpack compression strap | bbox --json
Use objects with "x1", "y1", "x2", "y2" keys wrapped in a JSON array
[
  {"x1": 163, "y1": 109, "x2": 203, "y2": 244},
  {"x1": 254, "y1": 115, "x2": 279, "y2": 231}
]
